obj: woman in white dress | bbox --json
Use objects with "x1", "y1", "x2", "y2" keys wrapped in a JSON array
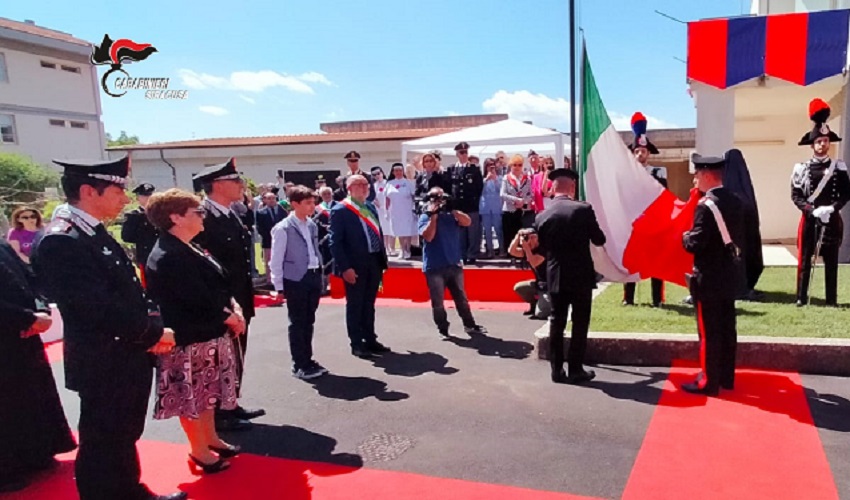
[
  {"x1": 370, "y1": 166, "x2": 395, "y2": 255},
  {"x1": 386, "y1": 163, "x2": 418, "y2": 259}
]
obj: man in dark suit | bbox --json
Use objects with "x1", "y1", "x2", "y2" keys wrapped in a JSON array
[
  {"x1": 31, "y1": 157, "x2": 185, "y2": 500},
  {"x1": 121, "y1": 183, "x2": 159, "y2": 288},
  {"x1": 682, "y1": 154, "x2": 745, "y2": 396},
  {"x1": 338, "y1": 150, "x2": 376, "y2": 202},
  {"x1": 192, "y1": 158, "x2": 265, "y2": 431},
  {"x1": 535, "y1": 168, "x2": 606, "y2": 385},
  {"x1": 447, "y1": 142, "x2": 484, "y2": 264},
  {"x1": 256, "y1": 191, "x2": 287, "y2": 281},
  {"x1": 330, "y1": 174, "x2": 390, "y2": 359}
]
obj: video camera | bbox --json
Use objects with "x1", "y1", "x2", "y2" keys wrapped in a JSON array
[{"x1": 422, "y1": 192, "x2": 454, "y2": 216}]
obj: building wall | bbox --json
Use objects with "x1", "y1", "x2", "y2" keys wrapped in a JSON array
[
  {"x1": 0, "y1": 112, "x2": 104, "y2": 164},
  {"x1": 108, "y1": 140, "x2": 412, "y2": 191},
  {"x1": 0, "y1": 38, "x2": 106, "y2": 165}
]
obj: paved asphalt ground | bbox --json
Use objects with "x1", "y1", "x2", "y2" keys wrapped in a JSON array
[{"x1": 48, "y1": 301, "x2": 850, "y2": 499}]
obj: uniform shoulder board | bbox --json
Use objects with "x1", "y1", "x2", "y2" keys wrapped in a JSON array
[
  {"x1": 792, "y1": 162, "x2": 808, "y2": 174},
  {"x1": 835, "y1": 160, "x2": 848, "y2": 172},
  {"x1": 46, "y1": 218, "x2": 73, "y2": 234},
  {"x1": 652, "y1": 167, "x2": 668, "y2": 179}
]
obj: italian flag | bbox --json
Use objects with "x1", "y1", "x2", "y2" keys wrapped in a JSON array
[{"x1": 579, "y1": 49, "x2": 699, "y2": 287}]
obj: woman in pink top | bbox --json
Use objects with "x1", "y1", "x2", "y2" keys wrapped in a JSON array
[
  {"x1": 531, "y1": 156, "x2": 556, "y2": 213},
  {"x1": 7, "y1": 207, "x2": 44, "y2": 264}
]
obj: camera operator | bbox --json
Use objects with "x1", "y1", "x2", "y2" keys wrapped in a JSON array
[
  {"x1": 418, "y1": 187, "x2": 487, "y2": 339},
  {"x1": 508, "y1": 228, "x2": 550, "y2": 320}
]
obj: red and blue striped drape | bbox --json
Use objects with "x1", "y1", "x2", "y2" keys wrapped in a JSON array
[{"x1": 688, "y1": 10, "x2": 850, "y2": 89}]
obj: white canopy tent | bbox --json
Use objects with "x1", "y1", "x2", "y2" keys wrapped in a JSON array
[{"x1": 401, "y1": 119, "x2": 570, "y2": 168}]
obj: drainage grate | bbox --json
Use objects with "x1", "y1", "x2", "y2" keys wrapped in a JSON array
[{"x1": 356, "y1": 433, "x2": 415, "y2": 462}]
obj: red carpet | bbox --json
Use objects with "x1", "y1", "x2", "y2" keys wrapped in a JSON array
[
  {"x1": 622, "y1": 361, "x2": 839, "y2": 500},
  {"x1": 255, "y1": 294, "x2": 529, "y2": 311},
  {"x1": 330, "y1": 267, "x2": 534, "y2": 303},
  {"x1": 10, "y1": 440, "x2": 601, "y2": 500}
]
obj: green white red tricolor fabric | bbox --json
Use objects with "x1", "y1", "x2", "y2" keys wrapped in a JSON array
[{"x1": 579, "y1": 49, "x2": 699, "y2": 287}]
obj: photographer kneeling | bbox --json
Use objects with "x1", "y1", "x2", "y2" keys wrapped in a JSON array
[
  {"x1": 419, "y1": 187, "x2": 487, "y2": 339},
  {"x1": 508, "y1": 228, "x2": 550, "y2": 320}
]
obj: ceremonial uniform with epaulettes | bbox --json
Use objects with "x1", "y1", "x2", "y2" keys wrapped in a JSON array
[
  {"x1": 791, "y1": 99, "x2": 850, "y2": 306},
  {"x1": 624, "y1": 112, "x2": 667, "y2": 307},
  {"x1": 30, "y1": 157, "x2": 184, "y2": 500}
]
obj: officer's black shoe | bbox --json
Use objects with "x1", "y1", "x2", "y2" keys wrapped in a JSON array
[
  {"x1": 215, "y1": 416, "x2": 252, "y2": 432},
  {"x1": 438, "y1": 329, "x2": 450, "y2": 340},
  {"x1": 682, "y1": 295, "x2": 694, "y2": 305},
  {"x1": 468, "y1": 258, "x2": 477, "y2": 265},
  {"x1": 352, "y1": 346, "x2": 377, "y2": 359},
  {"x1": 681, "y1": 381, "x2": 719, "y2": 396},
  {"x1": 621, "y1": 300, "x2": 634, "y2": 306},
  {"x1": 551, "y1": 369, "x2": 570, "y2": 384},
  {"x1": 651, "y1": 302, "x2": 662, "y2": 308},
  {"x1": 366, "y1": 341, "x2": 391, "y2": 353},
  {"x1": 232, "y1": 405, "x2": 266, "y2": 420},
  {"x1": 825, "y1": 300, "x2": 838, "y2": 307},
  {"x1": 565, "y1": 369, "x2": 596, "y2": 385},
  {"x1": 721, "y1": 381, "x2": 734, "y2": 390},
  {"x1": 795, "y1": 300, "x2": 806, "y2": 307}
]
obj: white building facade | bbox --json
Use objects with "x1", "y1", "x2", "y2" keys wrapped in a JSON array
[{"x1": 0, "y1": 18, "x2": 106, "y2": 166}]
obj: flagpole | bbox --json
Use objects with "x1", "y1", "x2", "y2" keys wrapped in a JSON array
[
  {"x1": 569, "y1": 0, "x2": 578, "y2": 171},
  {"x1": 578, "y1": 38, "x2": 586, "y2": 200}
]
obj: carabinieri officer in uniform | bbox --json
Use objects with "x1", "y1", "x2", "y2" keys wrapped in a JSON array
[
  {"x1": 192, "y1": 158, "x2": 266, "y2": 431},
  {"x1": 624, "y1": 112, "x2": 667, "y2": 307},
  {"x1": 31, "y1": 156, "x2": 186, "y2": 500},
  {"x1": 791, "y1": 98, "x2": 850, "y2": 307},
  {"x1": 681, "y1": 154, "x2": 745, "y2": 397},
  {"x1": 121, "y1": 182, "x2": 159, "y2": 287}
]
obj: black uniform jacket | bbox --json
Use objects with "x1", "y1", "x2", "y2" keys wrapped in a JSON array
[
  {"x1": 447, "y1": 164, "x2": 484, "y2": 213},
  {"x1": 193, "y1": 199, "x2": 255, "y2": 320},
  {"x1": 534, "y1": 196, "x2": 606, "y2": 294},
  {"x1": 120, "y1": 207, "x2": 159, "y2": 266},
  {"x1": 31, "y1": 210, "x2": 163, "y2": 392},
  {"x1": 683, "y1": 187, "x2": 745, "y2": 301},
  {"x1": 791, "y1": 158, "x2": 850, "y2": 245},
  {"x1": 146, "y1": 232, "x2": 232, "y2": 347}
]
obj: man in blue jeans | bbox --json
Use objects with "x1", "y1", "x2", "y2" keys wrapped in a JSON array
[{"x1": 419, "y1": 187, "x2": 487, "y2": 338}]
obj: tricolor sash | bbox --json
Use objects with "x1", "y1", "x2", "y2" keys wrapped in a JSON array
[{"x1": 341, "y1": 199, "x2": 381, "y2": 236}]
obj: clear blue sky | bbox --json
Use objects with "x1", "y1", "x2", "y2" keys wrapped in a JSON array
[{"x1": 6, "y1": 0, "x2": 749, "y2": 143}]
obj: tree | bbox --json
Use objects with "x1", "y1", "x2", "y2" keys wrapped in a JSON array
[
  {"x1": 0, "y1": 153, "x2": 60, "y2": 210},
  {"x1": 106, "y1": 130, "x2": 140, "y2": 147}
]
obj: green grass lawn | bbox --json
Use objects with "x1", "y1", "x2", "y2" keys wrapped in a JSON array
[{"x1": 591, "y1": 267, "x2": 850, "y2": 338}]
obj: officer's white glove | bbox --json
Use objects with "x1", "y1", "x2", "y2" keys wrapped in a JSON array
[{"x1": 813, "y1": 205, "x2": 834, "y2": 223}]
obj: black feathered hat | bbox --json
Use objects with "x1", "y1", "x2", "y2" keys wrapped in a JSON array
[{"x1": 798, "y1": 98, "x2": 841, "y2": 146}]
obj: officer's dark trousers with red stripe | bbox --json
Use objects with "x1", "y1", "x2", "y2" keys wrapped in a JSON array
[
  {"x1": 796, "y1": 214, "x2": 841, "y2": 305},
  {"x1": 694, "y1": 299, "x2": 737, "y2": 391}
]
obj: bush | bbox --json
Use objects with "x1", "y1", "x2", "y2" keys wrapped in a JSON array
[{"x1": 0, "y1": 153, "x2": 60, "y2": 215}]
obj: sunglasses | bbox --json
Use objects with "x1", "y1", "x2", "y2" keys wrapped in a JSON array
[{"x1": 18, "y1": 215, "x2": 37, "y2": 220}]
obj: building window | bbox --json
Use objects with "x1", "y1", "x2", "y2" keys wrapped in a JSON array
[
  {"x1": 70, "y1": 121, "x2": 88, "y2": 129},
  {"x1": 0, "y1": 114, "x2": 16, "y2": 143},
  {"x1": 49, "y1": 119, "x2": 66, "y2": 127},
  {"x1": 40, "y1": 60, "x2": 56, "y2": 69},
  {"x1": 61, "y1": 65, "x2": 80, "y2": 74},
  {"x1": 0, "y1": 53, "x2": 7, "y2": 82}
]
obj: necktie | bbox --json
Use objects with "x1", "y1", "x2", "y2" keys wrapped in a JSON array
[{"x1": 364, "y1": 207, "x2": 382, "y2": 252}]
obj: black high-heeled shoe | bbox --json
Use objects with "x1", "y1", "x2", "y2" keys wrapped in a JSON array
[
  {"x1": 187, "y1": 455, "x2": 230, "y2": 475},
  {"x1": 209, "y1": 444, "x2": 241, "y2": 458}
]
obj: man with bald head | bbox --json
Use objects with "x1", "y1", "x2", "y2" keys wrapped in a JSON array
[{"x1": 329, "y1": 175, "x2": 390, "y2": 359}]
